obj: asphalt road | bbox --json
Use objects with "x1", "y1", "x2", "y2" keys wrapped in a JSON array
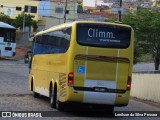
[{"x1": 0, "y1": 60, "x2": 160, "y2": 120}]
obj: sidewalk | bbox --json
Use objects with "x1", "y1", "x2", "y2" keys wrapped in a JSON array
[{"x1": 131, "y1": 97, "x2": 160, "y2": 109}]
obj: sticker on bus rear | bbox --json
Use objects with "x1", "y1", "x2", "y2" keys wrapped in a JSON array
[{"x1": 77, "y1": 66, "x2": 86, "y2": 74}]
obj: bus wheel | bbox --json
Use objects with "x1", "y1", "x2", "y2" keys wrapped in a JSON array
[
  {"x1": 105, "y1": 106, "x2": 114, "y2": 114},
  {"x1": 32, "y1": 80, "x2": 39, "y2": 98},
  {"x1": 33, "y1": 92, "x2": 40, "y2": 98},
  {"x1": 55, "y1": 89, "x2": 63, "y2": 110},
  {"x1": 50, "y1": 88, "x2": 56, "y2": 108}
]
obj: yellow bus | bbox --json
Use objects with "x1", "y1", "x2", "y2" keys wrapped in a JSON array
[{"x1": 29, "y1": 21, "x2": 134, "y2": 112}]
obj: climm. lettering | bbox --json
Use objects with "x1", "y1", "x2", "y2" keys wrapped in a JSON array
[{"x1": 88, "y1": 28, "x2": 115, "y2": 39}]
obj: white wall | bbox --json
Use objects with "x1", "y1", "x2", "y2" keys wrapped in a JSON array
[
  {"x1": 131, "y1": 73, "x2": 160, "y2": 103},
  {"x1": 83, "y1": 0, "x2": 96, "y2": 7}
]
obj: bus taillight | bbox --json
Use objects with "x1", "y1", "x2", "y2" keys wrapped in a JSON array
[
  {"x1": 68, "y1": 72, "x2": 74, "y2": 87},
  {"x1": 127, "y1": 76, "x2": 131, "y2": 90}
]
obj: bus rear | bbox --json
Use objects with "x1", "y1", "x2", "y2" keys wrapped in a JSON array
[
  {"x1": 67, "y1": 22, "x2": 133, "y2": 108},
  {"x1": 0, "y1": 22, "x2": 16, "y2": 57}
]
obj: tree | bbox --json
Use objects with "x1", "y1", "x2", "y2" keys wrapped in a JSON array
[
  {"x1": 105, "y1": 16, "x2": 142, "y2": 64},
  {"x1": 106, "y1": 9, "x2": 160, "y2": 70},
  {"x1": 0, "y1": 13, "x2": 13, "y2": 25},
  {"x1": 123, "y1": 9, "x2": 160, "y2": 70},
  {"x1": 32, "y1": 20, "x2": 38, "y2": 32},
  {"x1": 14, "y1": 12, "x2": 38, "y2": 32},
  {"x1": 77, "y1": 3, "x2": 83, "y2": 13}
]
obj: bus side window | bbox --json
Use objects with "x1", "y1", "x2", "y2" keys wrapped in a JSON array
[
  {"x1": 11, "y1": 32, "x2": 15, "y2": 42},
  {"x1": 6, "y1": 32, "x2": 11, "y2": 42},
  {"x1": 0, "y1": 29, "x2": 4, "y2": 37},
  {"x1": 33, "y1": 37, "x2": 36, "y2": 43},
  {"x1": 34, "y1": 35, "x2": 43, "y2": 55},
  {"x1": 66, "y1": 27, "x2": 71, "y2": 35}
]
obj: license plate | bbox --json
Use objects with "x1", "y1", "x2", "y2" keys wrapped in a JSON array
[{"x1": 94, "y1": 87, "x2": 106, "y2": 92}]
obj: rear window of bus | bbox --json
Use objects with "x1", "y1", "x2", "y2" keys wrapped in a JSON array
[{"x1": 76, "y1": 23, "x2": 131, "y2": 49}]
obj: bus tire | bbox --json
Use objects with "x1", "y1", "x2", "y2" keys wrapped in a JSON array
[
  {"x1": 32, "y1": 79, "x2": 40, "y2": 98},
  {"x1": 33, "y1": 92, "x2": 40, "y2": 98},
  {"x1": 105, "y1": 106, "x2": 114, "y2": 114},
  {"x1": 50, "y1": 88, "x2": 56, "y2": 108},
  {"x1": 50, "y1": 86, "x2": 63, "y2": 110},
  {"x1": 31, "y1": 80, "x2": 33, "y2": 91},
  {"x1": 55, "y1": 92, "x2": 63, "y2": 111},
  {"x1": 53, "y1": 86, "x2": 63, "y2": 110}
]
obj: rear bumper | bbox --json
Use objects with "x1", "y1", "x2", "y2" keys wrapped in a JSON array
[
  {"x1": 1, "y1": 51, "x2": 15, "y2": 57},
  {"x1": 65, "y1": 87, "x2": 130, "y2": 106}
]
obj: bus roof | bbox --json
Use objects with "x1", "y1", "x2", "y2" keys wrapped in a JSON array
[
  {"x1": 36, "y1": 21, "x2": 131, "y2": 36},
  {"x1": 0, "y1": 21, "x2": 16, "y2": 29}
]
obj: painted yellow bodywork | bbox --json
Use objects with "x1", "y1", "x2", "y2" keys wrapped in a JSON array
[{"x1": 29, "y1": 21, "x2": 134, "y2": 106}]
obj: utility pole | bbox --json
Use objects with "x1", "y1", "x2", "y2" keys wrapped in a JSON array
[
  {"x1": 23, "y1": 11, "x2": 25, "y2": 32},
  {"x1": 118, "y1": 0, "x2": 122, "y2": 22},
  {"x1": 64, "y1": 0, "x2": 68, "y2": 23}
]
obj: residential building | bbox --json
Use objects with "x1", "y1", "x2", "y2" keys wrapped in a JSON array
[{"x1": 0, "y1": 0, "x2": 78, "y2": 31}]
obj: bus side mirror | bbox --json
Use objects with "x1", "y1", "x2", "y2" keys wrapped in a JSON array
[
  {"x1": 24, "y1": 54, "x2": 29, "y2": 64},
  {"x1": 24, "y1": 51, "x2": 33, "y2": 64}
]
